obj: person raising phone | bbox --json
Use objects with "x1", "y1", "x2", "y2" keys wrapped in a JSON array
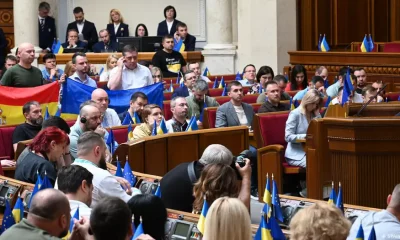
[{"x1": 107, "y1": 44, "x2": 153, "y2": 90}]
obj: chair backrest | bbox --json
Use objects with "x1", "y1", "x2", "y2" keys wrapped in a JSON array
[
  {"x1": 214, "y1": 96, "x2": 231, "y2": 105},
  {"x1": 203, "y1": 107, "x2": 218, "y2": 129},
  {"x1": 96, "y1": 81, "x2": 109, "y2": 90},
  {"x1": 163, "y1": 101, "x2": 173, "y2": 120},
  {"x1": 111, "y1": 125, "x2": 138, "y2": 144},
  {"x1": 383, "y1": 42, "x2": 400, "y2": 53},
  {"x1": 242, "y1": 94, "x2": 259, "y2": 104},
  {"x1": 208, "y1": 88, "x2": 224, "y2": 97},
  {"x1": 385, "y1": 92, "x2": 400, "y2": 102},
  {"x1": 251, "y1": 103, "x2": 262, "y2": 113},
  {"x1": 253, "y1": 111, "x2": 290, "y2": 148},
  {"x1": 0, "y1": 125, "x2": 18, "y2": 160},
  {"x1": 164, "y1": 92, "x2": 173, "y2": 101}
]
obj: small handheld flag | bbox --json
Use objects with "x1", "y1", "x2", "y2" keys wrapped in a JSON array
[
  {"x1": 272, "y1": 174, "x2": 284, "y2": 222},
  {"x1": 218, "y1": 77, "x2": 225, "y2": 89},
  {"x1": 1, "y1": 200, "x2": 16, "y2": 234},
  {"x1": 221, "y1": 85, "x2": 227, "y2": 96},
  {"x1": 157, "y1": 118, "x2": 169, "y2": 135},
  {"x1": 169, "y1": 80, "x2": 174, "y2": 93},
  {"x1": 186, "y1": 116, "x2": 198, "y2": 131},
  {"x1": 69, "y1": 207, "x2": 80, "y2": 233},
  {"x1": 122, "y1": 113, "x2": 134, "y2": 125},
  {"x1": 40, "y1": 170, "x2": 53, "y2": 190},
  {"x1": 123, "y1": 161, "x2": 137, "y2": 187},
  {"x1": 12, "y1": 196, "x2": 24, "y2": 223},
  {"x1": 197, "y1": 196, "x2": 209, "y2": 234},
  {"x1": 132, "y1": 218, "x2": 144, "y2": 240},
  {"x1": 29, "y1": 173, "x2": 41, "y2": 209},
  {"x1": 127, "y1": 122, "x2": 134, "y2": 141},
  {"x1": 235, "y1": 71, "x2": 242, "y2": 80},
  {"x1": 289, "y1": 97, "x2": 295, "y2": 111},
  {"x1": 133, "y1": 111, "x2": 141, "y2": 124},
  {"x1": 212, "y1": 77, "x2": 218, "y2": 89},
  {"x1": 151, "y1": 120, "x2": 157, "y2": 136},
  {"x1": 355, "y1": 224, "x2": 364, "y2": 240},
  {"x1": 368, "y1": 226, "x2": 376, "y2": 240},
  {"x1": 44, "y1": 106, "x2": 50, "y2": 120},
  {"x1": 320, "y1": 34, "x2": 330, "y2": 52}
]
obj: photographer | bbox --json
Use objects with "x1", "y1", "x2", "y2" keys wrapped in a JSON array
[{"x1": 161, "y1": 144, "x2": 241, "y2": 212}]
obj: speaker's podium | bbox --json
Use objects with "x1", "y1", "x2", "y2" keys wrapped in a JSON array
[{"x1": 306, "y1": 103, "x2": 400, "y2": 209}]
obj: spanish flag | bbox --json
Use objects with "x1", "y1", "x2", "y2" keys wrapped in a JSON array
[{"x1": 0, "y1": 82, "x2": 60, "y2": 125}]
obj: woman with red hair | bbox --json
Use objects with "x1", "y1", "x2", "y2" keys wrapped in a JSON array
[{"x1": 15, "y1": 127, "x2": 70, "y2": 185}]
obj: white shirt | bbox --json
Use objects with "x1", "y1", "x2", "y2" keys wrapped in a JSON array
[
  {"x1": 69, "y1": 200, "x2": 92, "y2": 219},
  {"x1": 70, "y1": 158, "x2": 141, "y2": 207},
  {"x1": 233, "y1": 105, "x2": 248, "y2": 125},
  {"x1": 38, "y1": 16, "x2": 45, "y2": 25},
  {"x1": 77, "y1": 20, "x2": 85, "y2": 34},
  {"x1": 238, "y1": 79, "x2": 255, "y2": 87},
  {"x1": 353, "y1": 92, "x2": 363, "y2": 103},
  {"x1": 200, "y1": 75, "x2": 211, "y2": 82},
  {"x1": 99, "y1": 71, "x2": 110, "y2": 82},
  {"x1": 108, "y1": 64, "x2": 154, "y2": 90},
  {"x1": 102, "y1": 108, "x2": 121, "y2": 128},
  {"x1": 166, "y1": 118, "x2": 190, "y2": 132},
  {"x1": 167, "y1": 20, "x2": 174, "y2": 34},
  {"x1": 114, "y1": 23, "x2": 120, "y2": 34}
]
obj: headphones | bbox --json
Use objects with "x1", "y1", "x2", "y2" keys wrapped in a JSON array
[{"x1": 80, "y1": 116, "x2": 87, "y2": 123}]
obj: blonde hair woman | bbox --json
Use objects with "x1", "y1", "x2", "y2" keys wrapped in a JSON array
[
  {"x1": 107, "y1": 9, "x2": 129, "y2": 42},
  {"x1": 63, "y1": 61, "x2": 76, "y2": 77},
  {"x1": 289, "y1": 202, "x2": 351, "y2": 240},
  {"x1": 99, "y1": 55, "x2": 118, "y2": 82},
  {"x1": 203, "y1": 197, "x2": 252, "y2": 240},
  {"x1": 132, "y1": 104, "x2": 163, "y2": 140}
]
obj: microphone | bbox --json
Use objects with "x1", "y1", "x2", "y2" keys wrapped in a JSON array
[{"x1": 354, "y1": 84, "x2": 388, "y2": 117}]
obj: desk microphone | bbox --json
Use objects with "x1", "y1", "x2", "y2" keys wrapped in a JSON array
[{"x1": 354, "y1": 84, "x2": 387, "y2": 117}]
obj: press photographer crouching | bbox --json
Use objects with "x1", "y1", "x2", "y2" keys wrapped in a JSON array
[{"x1": 160, "y1": 144, "x2": 251, "y2": 212}]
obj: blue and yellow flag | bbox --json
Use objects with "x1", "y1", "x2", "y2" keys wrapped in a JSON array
[
  {"x1": 133, "y1": 111, "x2": 141, "y2": 124},
  {"x1": 368, "y1": 226, "x2": 376, "y2": 240},
  {"x1": 106, "y1": 129, "x2": 115, "y2": 155},
  {"x1": 272, "y1": 178, "x2": 284, "y2": 222},
  {"x1": 218, "y1": 77, "x2": 225, "y2": 89},
  {"x1": 186, "y1": 116, "x2": 199, "y2": 131},
  {"x1": 293, "y1": 100, "x2": 300, "y2": 108},
  {"x1": 123, "y1": 161, "x2": 137, "y2": 187},
  {"x1": 70, "y1": 207, "x2": 80, "y2": 232},
  {"x1": 154, "y1": 183, "x2": 161, "y2": 198},
  {"x1": 12, "y1": 197, "x2": 24, "y2": 223},
  {"x1": 361, "y1": 35, "x2": 370, "y2": 52},
  {"x1": 54, "y1": 40, "x2": 64, "y2": 54},
  {"x1": 203, "y1": 67, "x2": 210, "y2": 77},
  {"x1": 356, "y1": 224, "x2": 364, "y2": 240},
  {"x1": 212, "y1": 77, "x2": 219, "y2": 89},
  {"x1": 115, "y1": 160, "x2": 123, "y2": 177},
  {"x1": 132, "y1": 221, "x2": 144, "y2": 240},
  {"x1": 169, "y1": 80, "x2": 174, "y2": 93},
  {"x1": 289, "y1": 97, "x2": 295, "y2": 111},
  {"x1": 61, "y1": 80, "x2": 164, "y2": 121},
  {"x1": 122, "y1": 113, "x2": 133, "y2": 125},
  {"x1": 128, "y1": 123, "x2": 134, "y2": 141},
  {"x1": 254, "y1": 215, "x2": 272, "y2": 240},
  {"x1": 221, "y1": 85, "x2": 227, "y2": 96},
  {"x1": 1, "y1": 200, "x2": 15, "y2": 234},
  {"x1": 197, "y1": 197, "x2": 209, "y2": 234},
  {"x1": 336, "y1": 182, "x2": 344, "y2": 213},
  {"x1": 320, "y1": 34, "x2": 330, "y2": 52},
  {"x1": 327, "y1": 182, "x2": 336, "y2": 205},
  {"x1": 263, "y1": 174, "x2": 272, "y2": 216},
  {"x1": 157, "y1": 118, "x2": 168, "y2": 134},
  {"x1": 235, "y1": 71, "x2": 242, "y2": 80},
  {"x1": 173, "y1": 38, "x2": 185, "y2": 53}
]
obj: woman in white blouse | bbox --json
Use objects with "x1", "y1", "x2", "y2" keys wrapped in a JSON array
[{"x1": 100, "y1": 55, "x2": 118, "y2": 82}]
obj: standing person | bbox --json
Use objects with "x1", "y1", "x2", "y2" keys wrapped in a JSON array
[
  {"x1": 135, "y1": 24, "x2": 148, "y2": 37},
  {"x1": 107, "y1": 9, "x2": 129, "y2": 43},
  {"x1": 38, "y1": 2, "x2": 56, "y2": 53},
  {"x1": 152, "y1": 35, "x2": 187, "y2": 78},
  {"x1": 69, "y1": 52, "x2": 97, "y2": 88},
  {"x1": 157, "y1": 5, "x2": 181, "y2": 37},
  {"x1": 66, "y1": 7, "x2": 98, "y2": 51}
]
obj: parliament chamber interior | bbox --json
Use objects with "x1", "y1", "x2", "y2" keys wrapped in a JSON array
[{"x1": 0, "y1": 0, "x2": 400, "y2": 239}]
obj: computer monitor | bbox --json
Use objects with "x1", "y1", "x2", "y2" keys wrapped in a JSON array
[
  {"x1": 117, "y1": 37, "x2": 141, "y2": 52},
  {"x1": 63, "y1": 48, "x2": 85, "y2": 53},
  {"x1": 141, "y1": 36, "x2": 163, "y2": 52}
]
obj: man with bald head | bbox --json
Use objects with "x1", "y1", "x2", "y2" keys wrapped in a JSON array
[
  {"x1": 0, "y1": 189, "x2": 72, "y2": 239},
  {"x1": 91, "y1": 88, "x2": 121, "y2": 127},
  {"x1": 69, "y1": 100, "x2": 105, "y2": 159},
  {"x1": 1, "y1": 43, "x2": 45, "y2": 87}
]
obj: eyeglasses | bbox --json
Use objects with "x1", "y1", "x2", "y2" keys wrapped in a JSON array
[
  {"x1": 245, "y1": 70, "x2": 256, "y2": 73},
  {"x1": 153, "y1": 75, "x2": 161, "y2": 78}
]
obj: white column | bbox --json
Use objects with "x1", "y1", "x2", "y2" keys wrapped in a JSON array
[
  {"x1": 236, "y1": 0, "x2": 296, "y2": 74},
  {"x1": 202, "y1": 0, "x2": 236, "y2": 75},
  {"x1": 12, "y1": 0, "x2": 42, "y2": 65}
]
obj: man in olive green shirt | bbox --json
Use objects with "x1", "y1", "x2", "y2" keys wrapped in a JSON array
[
  {"x1": 185, "y1": 79, "x2": 219, "y2": 122},
  {"x1": 1, "y1": 42, "x2": 44, "y2": 87}
]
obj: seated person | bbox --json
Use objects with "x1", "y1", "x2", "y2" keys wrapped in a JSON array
[
  {"x1": 175, "y1": 22, "x2": 196, "y2": 51},
  {"x1": 193, "y1": 162, "x2": 251, "y2": 213},
  {"x1": 354, "y1": 68, "x2": 368, "y2": 94},
  {"x1": 326, "y1": 67, "x2": 353, "y2": 98},
  {"x1": 66, "y1": 131, "x2": 140, "y2": 206},
  {"x1": 0, "y1": 55, "x2": 17, "y2": 79},
  {"x1": 0, "y1": 189, "x2": 72, "y2": 239},
  {"x1": 12, "y1": 101, "x2": 43, "y2": 152},
  {"x1": 361, "y1": 85, "x2": 382, "y2": 103},
  {"x1": 92, "y1": 29, "x2": 118, "y2": 53},
  {"x1": 285, "y1": 89, "x2": 323, "y2": 168},
  {"x1": 238, "y1": 64, "x2": 258, "y2": 93},
  {"x1": 257, "y1": 75, "x2": 291, "y2": 103},
  {"x1": 256, "y1": 65, "x2": 274, "y2": 93},
  {"x1": 204, "y1": 197, "x2": 252, "y2": 240},
  {"x1": 15, "y1": 127, "x2": 70, "y2": 185},
  {"x1": 69, "y1": 52, "x2": 97, "y2": 88},
  {"x1": 166, "y1": 97, "x2": 189, "y2": 132},
  {"x1": 372, "y1": 81, "x2": 384, "y2": 98},
  {"x1": 151, "y1": 67, "x2": 166, "y2": 91},
  {"x1": 132, "y1": 104, "x2": 163, "y2": 139},
  {"x1": 285, "y1": 65, "x2": 308, "y2": 91},
  {"x1": 119, "y1": 92, "x2": 148, "y2": 123},
  {"x1": 62, "y1": 29, "x2": 88, "y2": 52},
  {"x1": 57, "y1": 165, "x2": 93, "y2": 219},
  {"x1": 135, "y1": 23, "x2": 148, "y2": 37},
  {"x1": 64, "y1": 60, "x2": 76, "y2": 77},
  {"x1": 41, "y1": 53, "x2": 64, "y2": 82},
  {"x1": 258, "y1": 81, "x2": 290, "y2": 113},
  {"x1": 161, "y1": 144, "x2": 234, "y2": 212},
  {"x1": 187, "y1": 62, "x2": 210, "y2": 82},
  {"x1": 315, "y1": 66, "x2": 329, "y2": 81},
  {"x1": 293, "y1": 75, "x2": 325, "y2": 101},
  {"x1": 128, "y1": 194, "x2": 167, "y2": 240},
  {"x1": 91, "y1": 88, "x2": 121, "y2": 127},
  {"x1": 347, "y1": 184, "x2": 400, "y2": 240},
  {"x1": 186, "y1": 80, "x2": 219, "y2": 123},
  {"x1": 290, "y1": 202, "x2": 351, "y2": 240},
  {"x1": 331, "y1": 86, "x2": 353, "y2": 105},
  {"x1": 172, "y1": 70, "x2": 197, "y2": 98},
  {"x1": 99, "y1": 54, "x2": 118, "y2": 82}
]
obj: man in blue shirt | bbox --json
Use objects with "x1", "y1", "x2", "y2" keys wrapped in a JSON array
[
  {"x1": 68, "y1": 52, "x2": 97, "y2": 88},
  {"x1": 293, "y1": 76, "x2": 325, "y2": 101},
  {"x1": 41, "y1": 53, "x2": 64, "y2": 82}
]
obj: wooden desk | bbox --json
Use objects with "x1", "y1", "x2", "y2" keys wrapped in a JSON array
[
  {"x1": 286, "y1": 51, "x2": 400, "y2": 92},
  {"x1": 38, "y1": 51, "x2": 203, "y2": 65}
]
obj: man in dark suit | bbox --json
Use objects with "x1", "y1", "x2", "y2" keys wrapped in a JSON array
[
  {"x1": 172, "y1": 70, "x2": 197, "y2": 98},
  {"x1": 0, "y1": 27, "x2": 7, "y2": 68},
  {"x1": 38, "y1": 2, "x2": 57, "y2": 52},
  {"x1": 61, "y1": 29, "x2": 88, "y2": 52},
  {"x1": 66, "y1": 7, "x2": 98, "y2": 51},
  {"x1": 175, "y1": 22, "x2": 196, "y2": 51},
  {"x1": 92, "y1": 29, "x2": 117, "y2": 53}
]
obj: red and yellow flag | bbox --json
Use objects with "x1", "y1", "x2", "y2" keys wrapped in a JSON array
[{"x1": 0, "y1": 82, "x2": 60, "y2": 125}]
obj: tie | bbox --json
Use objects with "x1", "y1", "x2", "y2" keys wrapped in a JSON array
[{"x1": 40, "y1": 19, "x2": 45, "y2": 31}]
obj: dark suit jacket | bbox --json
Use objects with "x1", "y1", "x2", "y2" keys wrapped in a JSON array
[
  {"x1": 38, "y1": 16, "x2": 57, "y2": 50},
  {"x1": 157, "y1": 19, "x2": 181, "y2": 37},
  {"x1": 66, "y1": 20, "x2": 98, "y2": 51},
  {"x1": 107, "y1": 23, "x2": 129, "y2": 43},
  {"x1": 0, "y1": 28, "x2": 7, "y2": 67},
  {"x1": 183, "y1": 34, "x2": 196, "y2": 51},
  {"x1": 172, "y1": 85, "x2": 189, "y2": 99},
  {"x1": 92, "y1": 41, "x2": 118, "y2": 53},
  {"x1": 61, "y1": 40, "x2": 88, "y2": 52}
]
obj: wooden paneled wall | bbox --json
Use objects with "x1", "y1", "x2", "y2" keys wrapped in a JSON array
[
  {"x1": 297, "y1": 0, "x2": 399, "y2": 51},
  {"x1": 0, "y1": 0, "x2": 13, "y2": 53}
]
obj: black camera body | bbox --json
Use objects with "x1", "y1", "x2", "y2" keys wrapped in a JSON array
[{"x1": 236, "y1": 155, "x2": 246, "y2": 168}]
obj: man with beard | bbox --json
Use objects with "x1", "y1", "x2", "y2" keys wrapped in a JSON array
[
  {"x1": 258, "y1": 81, "x2": 290, "y2": 113},
  {"x1": 65, "y1": 7, "x2": 98, "y2": 51},
  {"x1": 72, "y1": 131, "x2": 140, "y2": 207},
  {"x1": 91, "y1": 88, "x2": 121, "y2": 128},
  {"x1": 69, "y1": 52, "x2": 97, "y2": 88},
  {"x1": 118, "y1": 92, "x2": 148, "y2": 123},
  {"x1": 1, "y1": 43, "x2": 45, "y2": 87},
  {"x1": 12, "y1": 101, "x2": 43, "y2": 151},
  {"x1": 0, "y1": 189, "x2": 72, "y2": 239},
  {"x1": 166, "y1": 97, "x2": 189, "y2": 132}
]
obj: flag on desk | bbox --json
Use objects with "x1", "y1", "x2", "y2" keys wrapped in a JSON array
[
  {"x1": 327, "y1": 181, "x2": 336, "y2": 205},
  {"x1": 262, "y1": 174, "x2": 272, "y2": 217},
  {"x1": 61, "y1": 80, "x2": 164, "y2": 121},
  {"x1": 254, "y1": 215, "x2": 270, "y2": 240},
  {"x1": 368, "y1": 226, "x2": 376, "y2": 240},
  {"x1": 197, "y1": 197, "x2": 209, "y2": 234},
  {"x1": 213, "y1": 77, "x2": 219, "y2": 89},
  {"x1": 186, "y1": 116, "x2": 198, "y2": 131},
  {"x1": 341, "y1": 68, "x2": 353, "y2": 107},
  {"x1": 361, "y1": 35, "x2": 370, "y2": 52},
  {"x1": 51, "y1": 39, "x2": 64, "y2": 54},
  {"x1": 169, "y1": 80, "x2": 174, "y2": 93},
  {"x1": 336, "y1": 182, "x2": 344, "y2": 213},
  {"x1": 235, "y1": 71, "x2": 242, "y2": 80},
  {"x1": 317, "y1": 34, "x2": 322, "y2": 51},
  {"x1": 368, "y1": 34, "x2": 375, "y2": 52},
  {"x1": 203, "y1": 67, "x2": 211, "y2": 77},
  {"x1": 154, "y1": 183, "x2": 161, "y2": 198},
  {"x1": 1, "y1": 200, "x2": 15, "y2": 234},
  {"x1": 12, "y1": 197, "x2": 24, "y2": 223},
  {"x1": 115, "y1": 161, "x2": 123, "y2": 177},
  {"x1": 254, "y1": 213, "x2": 286, "y2": 240},
  {"x1": 157, "y1": 118, "x2": 168, "y2": 134},
  {"x1": 221, "y1": 85, "x2": 228, "y2": 96},
  {"x1": 0, "y1": 82, "x2": 60, "y2": 125},
  {"x1": 320, "y1": 34, "x2": 330, "y2": 52},
  {"x1": 272, "y1": 178, "x2": 284, "y2": 222},
  {"x1": 29, "y1": 174, "x2": 41, "y2": 209},
  {"x1": 123, "y1": 161, "x2": 137, "y2": 187},
  {"x1": 40, "y1": 171, "x2": 53, "y2": 190},
  {"x1": 151, "y1": 120, "x2": 157, "y2": 136},
  {"x1": 122, "y1": 113, "x2": 134, "y2": 125},
  {"x1": 132, "y1": 221, "x2": 144, "y2": 240},
  {"x1": 355, "y1": 224, "x2": 364, "y2": 240},
  {"x1": 199, "y1": 97, "x2": 207, "y2": 123},
  {"x1": 219, "y1": 77, "x2": 226, "y2": 89},
  {"x1": 128, "y1": 123, "x2": 134, "y2": 141},
  {"x1": 289, "y1": 97, "x2": 295, "y2": 111},
  {"x1": 106, "y1": 129, "x2": 115, "y2": 155}
]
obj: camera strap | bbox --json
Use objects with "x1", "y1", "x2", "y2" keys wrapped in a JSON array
[{"x1": 187, "y1": 161, "x2": 197, "y2": 185}]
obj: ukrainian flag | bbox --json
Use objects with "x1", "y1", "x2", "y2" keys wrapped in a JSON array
[
  {"x1": 64, "y1": 207, "x2": 79, "y2": 239},
  {"x1": 203, "y1": 67, "x2": 210, "y2": 77},
  {"x1": 197, "y1": 197, "x2": 209, "y2": 234},
  {"x1": 327, "y1": 181, "x2": 336, "y2": 205},
  {"x1": 263, "y1": 174, "x2": 272, "y2": 217},
  {"x1": 356, "y1": 224, "x2": 364, "y2": 240},
  {"x1": 173, "y1": 38, "x2": 185, "y2": 53},
  {"x1": 53, "y1": 39, "x2": 64, "y2": 54},
  {"x1": 169, "y1": 80, "x2": 174, "y2": 93},
  {"x1": 289, "y1": 97, "x2": 295, "y2": 111},
  {"x1": 127, "y1": 122, "x2": 134, "y2": 141},
  {"x1": 133, "y1": 111, "x2": 141, "y2": 124},
  {"x1": 320, "y1": 34, "x2": 330, "y2": 52},
  {"x1": 254, "y1": 215, "x2": 272, "y2": 240},
  {"x1": 0, "y1": 82, "x2": 60, "y2": 125},
  {"x1": 361, "y1": 35, "x2": 369, "y2": 52},
  {"x1": 12, "y1": 197, "x2": 24, "y2": 223},
  {"x1": 157, "y1": 118, "x2": 168, "y2": 134},
  {"x1": 186, "y1": 116, "x2": 198, "y2": 131},
  {"x1": 212, "y1": 78, "x2": 219, "y2": 89},
  {"x1": 218, "y1": 77, "x2": 225, "y2": 89}
]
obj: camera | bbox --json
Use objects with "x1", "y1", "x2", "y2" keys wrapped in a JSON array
[{"x1": 235, "y1": 150, "x2": 251, "y2": 168}]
